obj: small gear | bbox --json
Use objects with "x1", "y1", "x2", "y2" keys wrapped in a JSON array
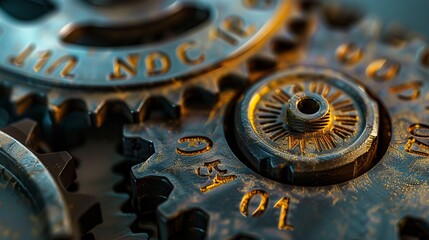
[
  {"x1": 235, "y1": 66, "x2": 379, "y2": 185},
  {"x1": 0, "y1": 119, "x2": 101, "y2": 239},
  {"x1": 124, "y1": 2, "x2": 429, "y2": 239},
  {"x1": 0, "y1": 0, "x2": 291, "y2": 127}
]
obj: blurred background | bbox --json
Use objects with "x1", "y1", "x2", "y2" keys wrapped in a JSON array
[{"x1": 332, "y1": 0, "x2": 429, "y2": 38}]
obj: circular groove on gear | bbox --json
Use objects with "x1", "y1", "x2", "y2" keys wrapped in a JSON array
[{"x1": 234, "y1": 66, "x2": 381, "y2": 185}]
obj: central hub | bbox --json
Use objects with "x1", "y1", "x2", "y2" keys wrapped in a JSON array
[
  {"x1": 286, "y1": 92, "x2": 331, "y2": 133},
  {"x1": 234, "y1": 66, "x2": 379, "y2": 186},
  {"x1": 297, "y1": 98, "x2": 320, "y2": 114}
]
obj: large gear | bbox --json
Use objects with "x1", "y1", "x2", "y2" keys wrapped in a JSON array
[
  {"x1": 0, "y1": 119, "x2": 101, "y2": 239},
  {"x1": 0, "y1": 0, "x2": 291, "y2": 127},
  {"x1": 124, "y1": 2, "x2": 429, "y2": 239}
]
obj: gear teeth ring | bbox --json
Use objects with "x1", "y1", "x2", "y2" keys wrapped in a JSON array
[
  {"x1": 0, "y1": 0, "x2": 291, "y2": 127},
  {"x1": 0, "y1": 119, "x2": 102, "y2": 239}
]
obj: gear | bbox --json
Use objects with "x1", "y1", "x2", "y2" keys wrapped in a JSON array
[
  {"x1": 125, "y1": 2, "x2": 429, "y2": 239},
  {"x1": 0, "y1": 119, "x2": 101, "y2": 239},
  {"x1": 235, "y1": 66, "x2": 379, "y2": 185},
  {"x1": 0, "y1": 0, "x2": 290, "y2": 127},
  {"x1": 69, "y1": 123, "x2": 149, "y2": 240}
]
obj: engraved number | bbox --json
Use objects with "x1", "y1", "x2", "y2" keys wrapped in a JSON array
[
  {"x1": 240, "y1": 190, "x2": 294, "y2": 231},
  {"x1": 196, "y1": 160, "x2": 237, "y2": 193},
  {"x1": 274, "y1": 197, "x2": 294, "y2": 231},
  {"x1": 239, "y1": 190, "x2": 269, "y2": 217},
  {"x1": 176, "y1": 136, "x2": 213, "y2": 156}
]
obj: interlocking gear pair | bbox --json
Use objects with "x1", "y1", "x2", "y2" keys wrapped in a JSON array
[
  {"x1": 0, "y1": 0, "x2": 289, "y2": 239},
  {"x1": 1, "y1": 0, "x2": 429, "y2": 239}
]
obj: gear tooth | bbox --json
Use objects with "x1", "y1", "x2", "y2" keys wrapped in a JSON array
[
  {"x1": 47, "y1": 95, "x2": 65, "y2": 124},
  {"x1": 247, "y1": 54, "x2": 277, "y2": 74},
  {"x1": 263, "y1": 51, "x2": 279, "y2": 64},
  {"x1": 47, "y1": 96, "x2": 89, "y2": 124},
  {"x1": 125, "y1": 96, "x2": 148, "y2": 123},
  {"x1": 123, "y1": 134, "x2": 155, "y2": 161},
  {"x1": 219, "y1": 72, "x2": 249, "y2": 91},
  {"x1": 137, "y1": 95, "x2": 181, "y2": 122},
  {"x1": 9, "y1": 86, "x2": 43, "y2": 115},
  {"x1": 270, "y1": 31, "x2": 302, "y2": 56},
  {"x1": 164, "y1": 89, "x2": 184, "y2": 108},
  {"x1": 158, "y1": 207, "x2": 209, "y2": 240},
  {"x1": 39, "y1": 151, "x2": 77, "y2": 189},
  {"x1": 286, "y1": 10, "x2": 313, "y2": 36},
  {"x1": 65, "y1": 193, "x2": 102, "y2": 235},
  {"x1": 235, "y1": 62, "x2": 251, "y2": 79},
  {"x1": 157, "y1": 194, "x2": 181, "y2": 219},
  {"x1": 182, "y1": 85, "x2": 219, "y2": 108},
  {"x1": 88, "y1": 100, "x2": 108, "y2": 127},
  {"x1": 130, "y1": 174, "x2": 174, "y2": 215},
  {"x1": 321, "y1": 2, "x2": 365, "y2": 30},
  {"x1": 124, "y1": 124, "x2": 149, "y2": 140},
  {"x1": 91, "y1": 100, "x2": 132, "y2": 125},
  {"x1": 129, "y1": 94, "x2": 150, "y2": 123},
  {"x1": 1, "y1": 119, "x2": 38, "y2": 144},
  {"x1": 194, "y1": 76, "x2": 221, "y2": 96}
]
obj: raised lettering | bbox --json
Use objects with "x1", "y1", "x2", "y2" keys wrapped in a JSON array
[
  {"x1": 389, "y1": 81, "x2": 423, "y2": 101},
  {"x1": 240, "y1": 190, "x2": 269, "y2": 217},
  {"x1": 366, "y1": 59, "x2": 400, "y2": 81},
  {"x1": 109, "y1": 54, "x2": 140, "y2": 80},
  {"x1": 212, "y1": 16, "x2": 256, "y2": 46},
  {"x1": 176, "y1": 136, "x2": 213, "y2": 156},
  {"x1": 145, "y1": 52, "x2": 171, "y2": 76},
  {"x1": 409, "y1": 124, "x2": 429, "y2": 138},
  {"x1": 405, "y1": 137, "x2": 429, "y2": 157},
  {"x1": 45, "y1": 55, "x2": 78, "y2": 78},
  {"x1": 336, "y1": 43, "x2": 364, "y2": 65},
  {"x1": 9, "y1": 44, "x2": 35, "y2": 66},
  {"x1": 196, "y1": 160, "x2": 237, "y2": 193},
  {"x1": 33, "y1": 50, "x2": 52, "y2": 72},
  {"x1": 10, "y1": 46, "x2": 77, "y2": 78},
  {"x1": 274, "y1": 197, "x2": 294, "y2": 231},
  {"x1": 222, "y1": 16, "x2": 255, "y2": 38},
  {"x1": 177, "y1": 41, "x2": 205, "y2": 65}
]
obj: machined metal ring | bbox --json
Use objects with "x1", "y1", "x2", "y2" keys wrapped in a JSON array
[{"x1": 235, "y1": 66, "x2": 379, "y2": 185}]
